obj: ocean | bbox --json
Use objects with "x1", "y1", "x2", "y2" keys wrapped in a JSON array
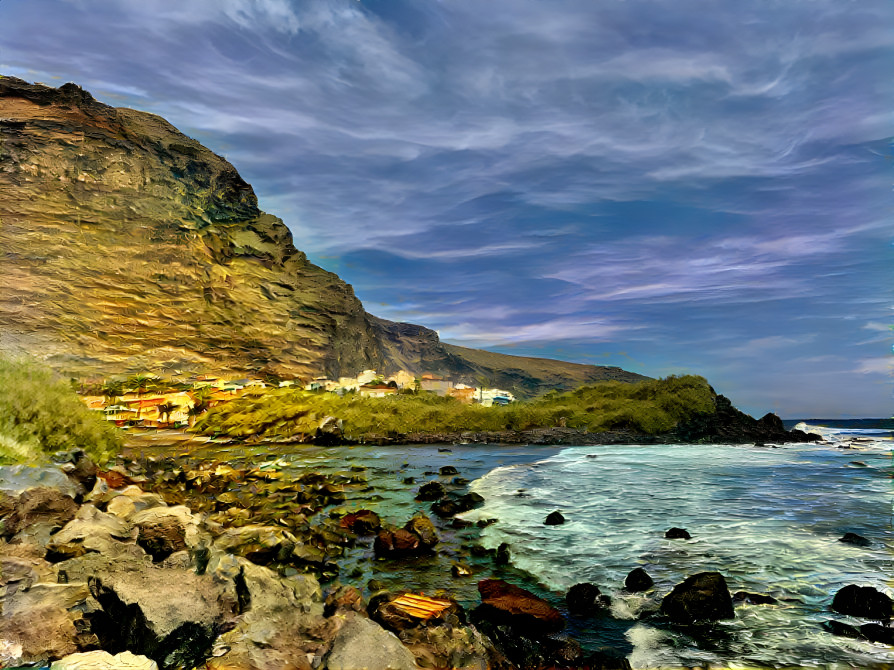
[{"x1": 131, "y1": 423, "x2": 894, "y2": 668}]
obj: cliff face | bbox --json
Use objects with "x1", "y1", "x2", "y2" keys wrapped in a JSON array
[{"x1": 0, "y1": 77, "x2": 646, "y2": 395}]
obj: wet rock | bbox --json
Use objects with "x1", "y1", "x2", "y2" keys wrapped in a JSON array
[
  {"x1": 324, "y1": 585, "x2": 365, "y2": 617},
  {"x1": 566, "y1": 582, "x2": 608, "y2": 616},
  {"x1": 404, "y1": 514, "x2": 439, "y2": 549},
  {"x1": 87, "y1": 564, "x2": 238, "y2": 670},
  {"x1": 402, "y1": 476, "x2": 415, "y2": 485},
  {"x1": 494, "y1": 542, "x2": 511, "y2": 565},
  {"x1": 475, "y1": 578, "x2": 564, "y2": 634},
  {"x1": 451, "y1": 518, "x2": 473, "y2": 529},
  {"x1": 452, "y1": 477, "x2": 470, "y2": 486},
  {"x1": 831, "y1": 584, "x2": 892, "y2": 620},
  {"x1": 665, "y1": 527, "x2": 691, "y2": 539},
  {"x1": 823, "y1": 619, "x2": 862, "y2": 638},
  {"x1": 733, "y1": 591, "x2": 778, "y2": 605},
  {"x1": 839, "y1": 532, "x2": 871, "y2": 547},
  {"x1": 132, "y1": 506, "x2": 202, "y2": 562},
  {"x1": 415, "y1": 481, "x2": 446, "y2": 501},
  {"x1": 625, "y1": 567, "x2": 654, "y2": 592},
  {"x1": 324, "y1": 614, "x2": 417, "y2": 670},
  {"x1": 476, "y1": 518, "x2": 497, "y2": 528},
  {"x1": 396, "y1": 622, "x2": 493, "y2": 670},
  {"x1": 339, "y1": 509, "x2": 381, "y2": 535},
  {"x1": 661, "y1": 572, "x2": 735, "y2": 624},
  {"x1": 439, "y1": 466, "x2": 459, "y2": 476},
  {"x1": 430, "y1": 492, "x2": 484, "y2": 518},
  {"x1": 374, "y1": 528, "x2": 422, "y2": 558},
  {"x1": 544, "y1": 511, "x2": 565, "y2": 525},
  {"x1": 860, "y1": 623, "x2": 894, "y2": 644},
  {"x1": 50, "y1": 650, "x2": 158, "y2": 670}
]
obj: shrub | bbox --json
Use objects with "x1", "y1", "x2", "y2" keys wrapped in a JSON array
[{"x1": 0, "y1": 355, "x2": 121, "y2": 465}]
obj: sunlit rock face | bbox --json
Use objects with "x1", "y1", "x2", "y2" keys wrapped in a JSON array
[{"x1": 0, "y1": 77, "x2": 645, "y2": 394}]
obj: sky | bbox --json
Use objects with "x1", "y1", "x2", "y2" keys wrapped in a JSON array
[{"x1": 1, "y1": 0, "x2": 892, "y2": 418}]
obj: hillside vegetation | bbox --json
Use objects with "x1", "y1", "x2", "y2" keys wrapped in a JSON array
[
  {"x1": 0, "y1": 356, "x2": 121, "y2": 465},
  {"x1": 193, "y1": 375, "x2": 715, "y2": 441}
]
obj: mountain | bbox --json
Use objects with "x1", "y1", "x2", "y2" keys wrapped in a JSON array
[{"x1": 0, "y1": 77, "x2": 647, "y2": 396}]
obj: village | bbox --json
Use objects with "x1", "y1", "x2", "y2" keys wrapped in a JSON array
[{"x1": 79, "y1": 370, "x2": 516, "y2": 428}]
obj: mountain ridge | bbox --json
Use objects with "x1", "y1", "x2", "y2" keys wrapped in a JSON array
[{"x1": 0, "y1": 76, "x2": 648, "y2": 396}]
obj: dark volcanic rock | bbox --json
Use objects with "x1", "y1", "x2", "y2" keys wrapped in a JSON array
[
  {"x1": 566, "y1": 582, "x2": 608, "y2": 616},
  {"x1": 430, "y1": 492, "x2": 484, "y2": 518},
  {"x1": 374, "y1": 528, "x2": 423, "y2": 558},
  {"x1": 544, "y1": 511, "x2": 565, "y2": 525},
  {"x1": 831, "y1": 585, "x2": 892, "y2": 620},
  {"x1": 625, "y1": 567, "x2": 654, "y2": 592},
  {"x1": 494, "y1": 542, "x2": 511, "y2": 565},
  {"x1": 839, "y1": 532, "x2": 871, "y2": 547},
  {"x1": 661, "y1": 572, "x2": 735, "y2": 624},
  {"x1": 415, "y1": 481, "x2": 446, "y2": 501},
  {"x1": 860, "y1": 623, "x2": 894, "y2": 644},
  {"x1": 404, "y1": 514, "x2": 439, "y2": 549},
  {"x1": 665, "y1": 527, "x2": 691, "y2": 539},
  {"x1": 475, "y1": 578, "x2": 564, "y2": 634},
  {"x1": 339, "y1": 509, "x2": 381, "y2": 535},
  {"x1": 733, "y1": 591, "x2": 778, "y2": 605},
  {"x1": 439, "y1": 466, "x2": 459, "y2": 476}
]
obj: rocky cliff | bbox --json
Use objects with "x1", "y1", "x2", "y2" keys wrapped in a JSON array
[{"x1": 0, "y1": 77, "x2": 646, "y2": 395}]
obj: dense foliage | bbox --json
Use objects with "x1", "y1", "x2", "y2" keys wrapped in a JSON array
[
  {"x1": 0, "y1": 356, "x2": 121, "y2": 465},
  {"x1": 194, "y1": 375, "x2": 715, "y2": 440}
]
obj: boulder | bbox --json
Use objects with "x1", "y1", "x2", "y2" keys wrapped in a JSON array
[
  {"x1": 475, "y1": 578, "x2": 564, "y2": 634},
  {"x1": 131, "y1": 506, "x2": 204, "y2": 562},
  {"x1": 396, "y1": 622, "x2": 492, "y2": 670},
  {"x1": 404, "y1": 514, "x2": 439, "y2": 549},
  {"x1": 0, "y1": 581, "x2": 94, "y2": 666},
  {"x1": 45, "y1": 504, "x2": 136, "y2": 561},
  {"x1": 544, "y1": 511, "x2": 565, "y2": 526},
  {"x1": 51, "y1": 449, "x2": 98, "y2": 495},
  {"x1": 339, "y1": 509, "x2": 381, "y2": 535},
  {"x1": 839, "y1": 532, "x2": 871, "y2": 547},
  {"x1": 665, "y1": 527, "x2": 691, "y2": 540},
  {"x1": 87, "y1": 565, "x2": 239, "y2": 670},
  {"x1": 374, "y1": 528, "x2": 423, "y2": 558},
  {"x1": 860, "y1": 623, "x2": 894, "y2": 644},
  {"x1": 5, "y1": 486, "x2": 79, "y2": 544},
  {"x1": 430, "y1": 492, "x2": 484, "y2": 518},
  {"x1": 494, "y1": 542, "x2": 511, "y2": 565},
  {"x1": 831, "y1": 585, "x2": 892, "y2": 620},
  {"x1": 660, "y1": 572, "x2": 735, "y2": 624},
  {"x1": 209, "y1": 557, "x2": 326, "y2": 670},
  {"x1": 324, "y1": 614, "x2": 417, "y2": 670},
  {"x1": 214, "y1": 524, "x2": 298, "y2": 565},
  {"x1": 439, "y1": 466, "x2": 459, "y2": 476},
  {"x1": 50, "y1": 650, "x2": 158, "y2": 670},
  {"x1": 415, "y1": 481, "x2": 446, "y2": 501},
  {"x1": 625, "y1": 567, "x2": 654, "y2": 592},
  {"x1": 0, "y1": 465, "x2": 79, "y2": 498},
  {"x1": 566, "y1": 582, "x2": 609, "y2": 616}
]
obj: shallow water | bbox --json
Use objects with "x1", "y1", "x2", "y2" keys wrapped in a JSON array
[{"x1": 126, "y1": 430, "x2": 894, "y2": 668}]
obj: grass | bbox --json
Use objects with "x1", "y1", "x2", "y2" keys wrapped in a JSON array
[
  {"x1": 193, "y1": 375, "x2": 715, "y2": 441},
  {"x1": 0, "y1": 355, "x2": 121, "y2": 465}
]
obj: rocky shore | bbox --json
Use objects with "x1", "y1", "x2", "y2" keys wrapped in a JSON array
[{"x1": 2, "y1": 441, "x2": 885, "y2": 670}]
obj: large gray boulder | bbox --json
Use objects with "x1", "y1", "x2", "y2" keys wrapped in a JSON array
[
  {"x1": 324, "y1": 615, "x2": 418, "y2": 670},
  {"x1": 46, "y1": 504, "x2": 137, "y2": 560},
  {"x1": 87, "y1": 564, "x2": 239, "y2": 670},
  {"x1": 131, "y1": 505, "x2": 206, "y2": 562},
  {"x1": 5, "y1": 486, "x2": 79, "y2": 546}
]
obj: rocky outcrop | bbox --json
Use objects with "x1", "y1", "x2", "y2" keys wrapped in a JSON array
[
  {"x1": 323, "y1": 615, "x2": 418, "y2": 670},
  {"x1": 473, "y1": 578, "x2": 564, "y2": 634},
  {"x1": 661, "y1": 572, "x2": 735, "y2": 624},
  {"x1": 830, "y1": 585, "x2": 892, "y2": 620},
  {"x1": 0, "y1": 76, "x2": 644, "y2": 394}
]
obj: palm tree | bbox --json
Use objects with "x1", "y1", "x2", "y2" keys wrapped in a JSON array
[
  {"x1": 157, "y1": 401, "x2": 177, "y2": 426},
  {"x1": 187, "y1": 401, "x2": 209, "y2": 427},
  {"x1": 128, "y1": 373, "x2": 155, "y2": 420},
  {"x1": 101, "y1": 379, "x2": 125, "y2": 407}
]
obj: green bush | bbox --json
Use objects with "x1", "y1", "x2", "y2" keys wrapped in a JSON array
[
  {"x1": 194, "y1": 375, "x2": 716, "y2": 441},
  {"x1": 0, "y1": 355, "x2": 121, "y2": 465}
]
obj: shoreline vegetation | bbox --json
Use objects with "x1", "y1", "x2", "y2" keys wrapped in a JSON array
[{"x1": 192, "y1": 375, "x2": 819, "y2": 446}]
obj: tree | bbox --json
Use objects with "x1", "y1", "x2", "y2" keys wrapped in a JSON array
[
  {"x1": 187, "y1": 401, "x2": 208, "y2": 427},
  {"x1": 157, "y1": 401, "x2": 177, "y2": 426},
  {"x1": 102, "y1": 379, "x2": 125, "y2": 406},
  {"x1": 127, "y1": 373, "x2": 155, "y2": 420}
]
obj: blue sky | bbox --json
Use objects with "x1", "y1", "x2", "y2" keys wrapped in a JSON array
[{"x1": 1, "y1": 0, "x2": 892, "y2": 417}]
